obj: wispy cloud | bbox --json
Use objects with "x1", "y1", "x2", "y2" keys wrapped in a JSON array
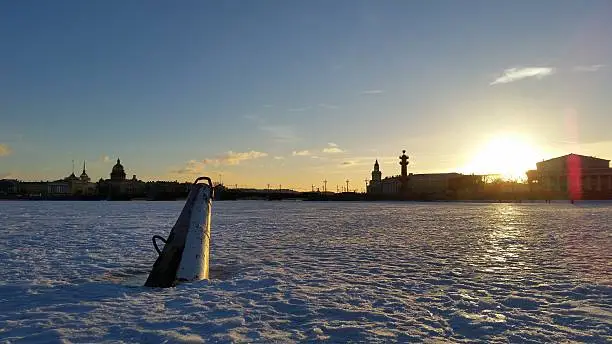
[
  {"x1": 292, "y1": 150, "x2": 311, "y2": 156},
  {"x1": 205, "y1": 151, "x2": 268, "y2": 166},
  {"x1": 322, "y1": 142, "x2": 344, "y2": 154},
  {"x1": 341, "y1": 161, "x2": 356, "y2": 167},
  {"x1": 288, "y1": 107, "x2": 309, "y2": 112},
  {"x1": 0, "y1": 144, "x2": 12, "y2": 157},
  {"x1": 172, "y1": 159, "x2": 206, "y2": 175},
  {"x1": 490, "y1": 67, "x2": 555, "y2": 85},
  {"x1": 273, "y1": 156, "x2": 285, "y2": 160},
  {"x1": 173, "y1": 150, "x2": 268, "y2": 174},
  {"x1": 573, "y1": 64, "x2": 605, "y2": 72},
  {"x1": 361, "y1": 89, "x2": 385, "y2": 95}
]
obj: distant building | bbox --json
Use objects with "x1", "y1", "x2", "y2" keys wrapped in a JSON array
[
  {"x1": 409, "y1": 173, "x2": 462, "y2": 199},
  {"x1": 527, "y1": 153, "x2": 612, "y2": 199},
  {"x1": 368, "y1": 150, "x2": 411, "y2": 195},
  {"x1": 44, "y1": 161, "x2": 97, "y2": 196},
  {"x1": 367, "y1": 150, "x2": 481, "y2": 199},
  {"x1": 0, "y1": 179, "x2": 19, "y2": 195},
  {"x1": 98, "y1": 158, "x2": 145, "y2": 199},
  {"x1": 146, "y1": 181, "x2": 191, "y2": 200},
  {"x1": 369, "y1": 160, "x2": 382, "y2": 193},
  {"x1": 47, "y1": 181, "x2": 70, "y2": 196},
  {"x1": 19, "y1": 181, "x2": 48, "y2": 197}
]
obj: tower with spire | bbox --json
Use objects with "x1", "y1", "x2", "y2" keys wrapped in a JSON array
[
  {"x1": 372, "y1": 160, "x2": 382, "y2": 182},
  {"x1": 79, "y1": 161, "x2": 90, "y2": 183},
  {"x1": 367, "y1": 159, "x2": 383, "y2": 194}
]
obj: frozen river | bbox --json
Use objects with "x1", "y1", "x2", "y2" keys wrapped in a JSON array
[{"x1": 0, "y1": 200, "x2": 610, "y2": 343}]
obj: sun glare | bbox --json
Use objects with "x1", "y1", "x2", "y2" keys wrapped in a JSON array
[{"x1": 462, "y1": 134, "x2": 542, "y2": 181}]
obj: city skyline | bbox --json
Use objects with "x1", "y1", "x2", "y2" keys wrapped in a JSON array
[{"x1": 1, "y1": 1, "x2": 611, "y2": 190}]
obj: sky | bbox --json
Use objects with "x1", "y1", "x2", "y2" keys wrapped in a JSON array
[{"x1": 1, "y1": 0, "x2": 611, "y2": 190}]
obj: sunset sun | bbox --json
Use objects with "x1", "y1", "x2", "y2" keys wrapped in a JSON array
[{"x1": 462, "y1": 134, "x2": 543, "y2": 180}]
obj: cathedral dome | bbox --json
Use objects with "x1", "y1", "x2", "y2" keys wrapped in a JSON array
[
  {"x1": 110, "y1": 158, "x2": 126, "y2": 181},
  {"x1": 112, "y1": 159, "x2": 124, "y2": 173}
]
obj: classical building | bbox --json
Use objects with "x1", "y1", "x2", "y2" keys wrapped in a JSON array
[
  {"x1": 527, "y1": 153, "x2": 612, "y2": 199},
  {"x1": 98, "y1": 158, "x2": 145, "y2": 199},
  {"x1": 19, "y1": 182, "x2": 48, "y2": 197},
  {"x1": 49, "y1": 161, "x2": 96, "y2": 196},
  {"x1": 47, "y1": 180, "x2": 70, "y2": 196},
  {"x1": 110, "y1": 159, "x2": 126, "y2": 181}
]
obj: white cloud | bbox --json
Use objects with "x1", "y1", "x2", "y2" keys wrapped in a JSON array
[
  {"x1": 322, "y1": 142, "x2": 344, "y2": 154},
  {"x1": 173, "y1": 150, "x2": 268, "y2": 174},
  {"x1": 0, "y1": 144, "x2": 12, "y2": 157},
  {"x1": 490, "y1": 67, "x2": 555, "y2": 85},
  {"x1": 206, "y1": 150, "x2": 268, "y2": 165},
  {"x1": 323, "y1": 147, "x2": 344, "y2": 153},
  {"x1": 172, "y1": 159, "x2": 205, "y2": 175},
  {"x1": 101, "y1": 155, "x2": 112, "y2": 163},
  {"x1": 273, "y1": 156, "x2": 285, "y2": 160},
  {"x1": 288, "y1": 107, "x2": 309, "y2": 112},
  {"x1": 292, "y1": 150, "x2": 311, "y2": 156},
  {"x1": 361, "y1": 89, "x2": 385, "y2": 95},
  {"x1": 573, "y1": 64, "x2": 605, "y2": 72}
]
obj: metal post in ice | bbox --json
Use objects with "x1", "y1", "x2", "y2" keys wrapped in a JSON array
[
  {"x1": 176, "y1": 185, "x2": 212, "y2": 281},
  {"x1": 144, "y1": 177, "x2": 214, "y2": 288}
]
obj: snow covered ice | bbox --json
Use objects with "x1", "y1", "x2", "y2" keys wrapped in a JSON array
[{"x1": 0, "y1": 201, "x2": 611, "y2": 343}]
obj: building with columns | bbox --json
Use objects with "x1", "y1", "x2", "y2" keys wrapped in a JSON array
[
  {"x1": 527, "y1": 154, "x2": 612, "y2": 199},
  {"x1": 46, "y1": 161, "x2": 96, "y2": 196}
]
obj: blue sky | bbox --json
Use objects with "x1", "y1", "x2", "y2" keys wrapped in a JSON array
[{"x1": 1, "y1": 0, "x2": 611, "y2": 190}]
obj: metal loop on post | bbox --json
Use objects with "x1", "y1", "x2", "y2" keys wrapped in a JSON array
[
  {"x1": 193, "y1": 176, "x2": 212, "y2": 188},
  {"x1": 152, "y1": 235, "x2": 167, "y2": 256},
  {"x1": 193, "y1": 176, "x2": 214, "y2": 199}
]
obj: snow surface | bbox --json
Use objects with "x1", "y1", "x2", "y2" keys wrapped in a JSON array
[{"x1": 0, "y1": 200, "x2": 611, "y2": 343}]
